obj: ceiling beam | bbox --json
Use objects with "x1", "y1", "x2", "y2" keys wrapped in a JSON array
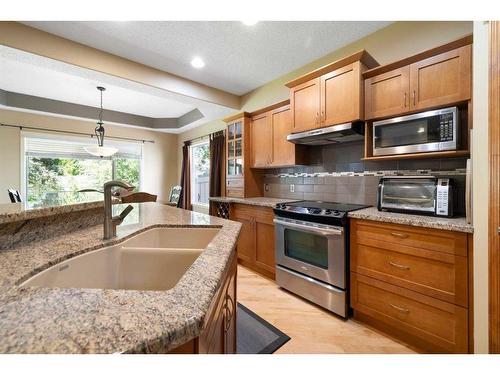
[{"x1": 0, "y1": 22, "x2": 241, "y2": 110}]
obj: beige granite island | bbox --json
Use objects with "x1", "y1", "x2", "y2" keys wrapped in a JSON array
[{"x1": 0, "y1": 202, "x2": 241, "y2": 353}]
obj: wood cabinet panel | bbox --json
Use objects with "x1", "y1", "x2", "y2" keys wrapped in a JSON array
[
  {"x1": 351, "y1": 219, "x2": 467, "y2": 256},
  {"x1": 321, "y1": 62, "x2": 361, "y2": 125},
  {"x1": 290, "y1": 77, "x2": 320, "y2": 133},
  {"x1": 351, "y1": 240, "x2": 468, "y2": 307},
  {"x1": 271, "y1": 106, "x2": 295, "y2": 167},
  {"x1": 409, "y1": 45, "x2": 471, "y2": 110},
  {"x1": 250, "y1": 113, "x2": 272, "y2": 167},
  {"x1": 231, "y1": 204, "x2": 275, "y2": 278},
  {"x1": 351, "y1": 273, "x2": 468, "y2": 353},
  {"x1": 365, "y1": 66, "x2": 410, "y2": 120}
]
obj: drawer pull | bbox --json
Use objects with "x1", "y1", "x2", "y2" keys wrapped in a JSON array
[
  {"x1": 390, "y1": 232, "x2": 409, "y2": 239},
  {"x1": 389, "y1": 261, "x2": 410, "y2": 270},
  {"x1": 389, "y1": 303, "x2": 410, "y2": 313}
]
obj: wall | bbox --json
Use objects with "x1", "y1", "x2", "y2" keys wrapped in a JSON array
[
  {"x1": 0, "y1": 109, "x2": 178, "y2": 204},
  {"x1": 177, "y1": 21, "x2": 473, "y2": 176},
  {"x1": 472, "y1": 21, "x2": 489, "y2": 354}
]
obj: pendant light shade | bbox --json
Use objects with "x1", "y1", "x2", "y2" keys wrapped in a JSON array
[{"x1": 84, "y1": 86, "x2": 118, "y2": 158}]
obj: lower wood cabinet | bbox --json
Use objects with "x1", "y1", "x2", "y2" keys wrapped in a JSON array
[
  {"x1": 168, "y1": 253, "x2": 237, "y2": 354},
  {"x1": 350, "y1": 219, "x2": 472, "y2": 353},
  {"x1": 231, "y1": 203, "x2": 276, "y2": 279}
]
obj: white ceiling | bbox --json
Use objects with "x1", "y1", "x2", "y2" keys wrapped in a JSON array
[
  {"x1": 0, "y1": 45, "x2": 234, "y2": 133},
  {"x1": 23, "y1": 21, "x2": 392, "y2": 95}
]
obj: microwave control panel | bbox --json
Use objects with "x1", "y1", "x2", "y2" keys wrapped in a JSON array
[
  {"x1": 439, "y1": 112, "x2": 455, "y2": 142},
  {"x1": 436, "y1": 178, "x2": 450, "y2": 216}
]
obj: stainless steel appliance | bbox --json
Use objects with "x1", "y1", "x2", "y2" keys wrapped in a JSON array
[
  {"x1": 287, "y1": 121, "x2": 365, "y2": 146},
  {"x1": 373, "y1": 106, "x2": 458, "y2": 156},
  {"x1": 377, "y1": 176, "x2": 454, "y2": 217},
  {"x1": 273, "y1": 201, "x2": 368, "y2": 317}
]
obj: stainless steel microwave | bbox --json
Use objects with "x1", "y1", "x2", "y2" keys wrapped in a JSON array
[
  {"x1": 377, "y1": 176, "x2": 454, "y2": 217},
  {"x1": 373, "y1": 107, "x2": 458, "y2": 156}
]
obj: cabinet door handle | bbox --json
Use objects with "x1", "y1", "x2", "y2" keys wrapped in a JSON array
[
  {"x1": 224, "y1": 294, "x2": 234, "y2": 332},
  {"x1": 316, "y1": 112, "x2": 319, "y2": 125},
  {"x1": 390, "y1": 232, "x2": 409, "y2": 239},
  {"x1": 321, "y1": 110, "x2": 325, "y2": 124},
  {"x1": 412, "y1": 90, "x2": 416, "y2": 106},
  {"x1": 404, "y1": 92, "x2": 407, "y2": 108},
  {"x1": 389, "y1": 261, "x2": 410, "y2": 270},
  {"x1": 389, "y1": 303, "x2": 410, "y2": 314}
]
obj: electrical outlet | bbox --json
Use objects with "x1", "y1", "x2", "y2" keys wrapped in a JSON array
[
  {"x1": 290, "y1": 184, "x2": 295, "y2": 193},
  {"x1": 264, "y1": 183, "x2": 269, "y2": 192}
]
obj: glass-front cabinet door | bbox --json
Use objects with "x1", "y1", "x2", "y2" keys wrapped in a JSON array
[{"x1": 226, "y1": 120, "x2": 243, "y2": 177}]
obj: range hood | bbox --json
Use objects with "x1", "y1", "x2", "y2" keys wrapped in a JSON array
[{"x1": 287, "y1": 121, "x2": 365, "y2": 146}]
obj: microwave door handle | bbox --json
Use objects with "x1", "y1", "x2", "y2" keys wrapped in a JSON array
[{"x1": 273, "y1": 218, "x2": 343, "y2": 237}]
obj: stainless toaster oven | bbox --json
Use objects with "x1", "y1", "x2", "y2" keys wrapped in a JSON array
[{"x1": 377, "y1": 176, "x2": 454, "y2": 217}]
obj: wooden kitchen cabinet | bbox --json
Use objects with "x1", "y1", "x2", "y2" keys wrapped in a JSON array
[
  {"x1": 250, "y1": 101, "x2": 307, "y2": 168},
  {"x1": 168, "y1": 252, "x2": 237, "y2": 354},
  {"x1": 321, "y1": 62, "x2": 363, "y2": 126},
  {"x1": 286, "y1": 50, "x2": 378, "y2": 134},
  {"x1": 231, "y1": 203, "x2": 276, "y2": 279},
  {"x1": 250, "y1": 112, "x2": 272, "y2": 167},
  {"x1": 224, "y1": 113, "x2": 263, "y2": 198},
  {"x1": 289, "y1": 77, "x2": 321, "y2": 133},
  {"x1": 363, "y1": 36, "x2": 472, "y2": 120},
  {"x1": 364, "y1": 66, "x2": 410, "y2": 119},
  {"x1": 350, "y1": 218, "x2": 472, "y2": 353},
  {"x1": 410, "y1": 45, "x2": 471, "y2": 111}
]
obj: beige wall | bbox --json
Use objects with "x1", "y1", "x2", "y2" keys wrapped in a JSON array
[
  {"x1": 178, "y1": 21, "x2": 473, "y2": 177},
  {"x1": 0, "y1": 109, "x2": 178, "y2": 204},
  {"x1": 472, "y1": 21, "x2": 489, "y2": 354}
]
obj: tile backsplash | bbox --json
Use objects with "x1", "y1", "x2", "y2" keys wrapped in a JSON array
[{"x1": 262, "y1": 141, "x2": 467, "y2": 214}]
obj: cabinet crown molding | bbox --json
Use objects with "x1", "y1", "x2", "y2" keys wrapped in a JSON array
[
  {"x1": 223, "y1": 112, "x2": 251, "y2": 123},
  {"x1": 285, "y1": 49, "x2": 379, "y2": 88}
]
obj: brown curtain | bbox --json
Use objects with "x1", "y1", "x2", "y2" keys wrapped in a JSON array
[
  {"x1": 209, "y1": 131, "x2": 225, "y2": 198},
  {"x1": 178, "y1": 140, "x2": 191, "y2": 210}
]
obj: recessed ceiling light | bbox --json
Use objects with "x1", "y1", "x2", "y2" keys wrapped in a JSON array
[
  {"x1": 191, "y1": 57, "x2": 205, "y2": 69},
  {"x1": 241, "y1": 20, "x2": 259, "y2": 26}
]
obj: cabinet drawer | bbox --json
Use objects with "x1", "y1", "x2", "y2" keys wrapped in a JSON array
[
  {"x1": 226, "y1": 178, "x2": 243, "y2": 188},
  {"x1": 351, "y1": 219, "x2": 467, "y2": 256},
  {"x1": 226, "y1": 187, "x2": 244, "y2": 198},
  {"x1": 351, "y1": 241, "x2": 468, "y2": 306},
  {"x1": 351, "y1": 273, "x2": 468, "y2": 353}
]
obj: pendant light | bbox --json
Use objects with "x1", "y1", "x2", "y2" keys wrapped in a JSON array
[{"x1": 84, "y1": 86, "x2": 118, "y2": 158}]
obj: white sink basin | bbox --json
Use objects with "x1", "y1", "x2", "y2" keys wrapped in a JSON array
[{"x1": 21, "y1": 227, "x2": 219, "y2": 291}]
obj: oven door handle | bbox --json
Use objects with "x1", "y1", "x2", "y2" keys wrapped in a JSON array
[{"x1": 273, "y1": 218, "x2": 343, "y2": 237}]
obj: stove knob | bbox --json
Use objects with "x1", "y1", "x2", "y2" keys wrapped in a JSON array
[
  {"x1": 333, "y1": 210, "x2": 340, "y2": 216},
  {"x1": 324, "y1": 209, "x2": 332, "y2": 215}
]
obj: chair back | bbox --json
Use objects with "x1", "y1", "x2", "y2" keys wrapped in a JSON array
[
  {"x1": 120, "y1": 192, "x2": 157, "y2": 203},
  {"x1": 168, "y1": 185, "x2": 182, "y2": 206},
  {"x1": 7, "y1": 189, "x2": 22, "y2": 203}
]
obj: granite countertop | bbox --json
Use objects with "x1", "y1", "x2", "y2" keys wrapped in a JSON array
[
  {"x1": 209, "y1": 196, "x2": 297, "y2": 208},
  {"x1": 0, "y1": 200, "x2": 104, "y2": 225},
  {"x1": 0, "y1": 202, "x2": 241, "y2": 353},
  {"x1": 348, "y1": 207, "x2": 473, "y2": 233}
]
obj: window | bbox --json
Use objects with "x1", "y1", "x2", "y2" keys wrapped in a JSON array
[
  {"x1": 22, "y1": 132, "x2": 142, "y2": 209},
  {"x1": 190, "y1": 141, "x2": 210, "y2": 208}
]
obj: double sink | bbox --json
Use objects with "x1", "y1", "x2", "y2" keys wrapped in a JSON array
[{"x1": 21, "y1": 227, "x2": 220, "y2": 292}]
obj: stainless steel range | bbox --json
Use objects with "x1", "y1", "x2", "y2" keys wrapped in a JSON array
[{"x1": 273, "y1": 201, "x2": 368, "y2": 318}]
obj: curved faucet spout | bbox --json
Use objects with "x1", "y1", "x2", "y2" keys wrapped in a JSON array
[{"x1": 103, "y1": 180, "x2": 135, "y2": 239}]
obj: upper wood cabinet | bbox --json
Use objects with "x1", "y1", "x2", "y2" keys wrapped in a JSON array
[
  {"x1": 250, "y1": 101, "x2": 306, "y2": 168},
  {"x1": 286, "y1": 50, "x2": 378, "y2": 134},
  {"x1": 250, "y1": 112, "x2": 272, "y2": 167},
  {"x1": 365, "y1": 66, "x2": 410, "y2": 119},
  {"x1": 224, "y1": 113, "x2": 263, "y2": 198},
  {"x1": 289, "y1": 78, "x2": 321, "y2": 133},
  {"x1": 410, "y1": 45, "x2": 471, "y2": 111},
  {"x1": 364, "y1": 36, "x2": 472, "y2": 120}
]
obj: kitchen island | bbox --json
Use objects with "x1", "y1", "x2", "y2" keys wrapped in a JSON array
[{"x1": 0, "y1": 202, "x2": 240, "y2": 353}]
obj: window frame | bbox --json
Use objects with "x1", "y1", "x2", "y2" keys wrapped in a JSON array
[
  {"x1": 189, "y1": 139, "x2": 210, "y2": 209},
  {"x1": 21, "y1": 131, "x2": 143, "y2": 208}
]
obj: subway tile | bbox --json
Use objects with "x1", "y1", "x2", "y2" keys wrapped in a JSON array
[
  {"x1": 303, "y1": 192, "x2": 326, "y2": 201},
  {"x1": 279, "y1": 191, "x2": 304, "y2": 200},
  {"x1": 295, "y1": 184, "x2": 314, "y2": 193},
  {"x1": 314, "y1": 184, "x2": 336, "y2": 193}
]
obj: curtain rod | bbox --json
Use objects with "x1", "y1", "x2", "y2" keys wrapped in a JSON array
[
  {"x1": 189, "y1": 129, "x2": 224, "y2": 143},
  {"x1": 0, "y1": 123, "x2": 156, "y2": 144}
]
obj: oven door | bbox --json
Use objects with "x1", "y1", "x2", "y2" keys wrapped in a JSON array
[{"x1": 274, "y1": 217, "x2": 345, "y2": 289}]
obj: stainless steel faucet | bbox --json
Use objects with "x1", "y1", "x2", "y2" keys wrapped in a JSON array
[{"x1": 103, "y1": 180, "x2": 135, "y2": 239}]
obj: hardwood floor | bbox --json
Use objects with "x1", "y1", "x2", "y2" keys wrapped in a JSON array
[{"x1": 237, "y1": 265, "x2": 415, "y2": 354}]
